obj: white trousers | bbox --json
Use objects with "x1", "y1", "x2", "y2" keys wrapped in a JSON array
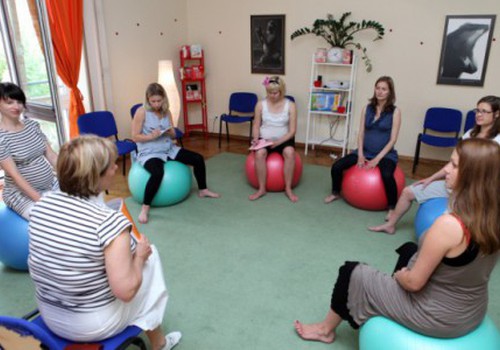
[{"x1": 38, "y1": 246, "x2": 168, "y2": 342}]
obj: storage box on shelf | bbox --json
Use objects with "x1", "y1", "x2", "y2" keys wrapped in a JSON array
[
  {"x1": 305, "y1": 53, "x2": 358, "y2": 157},
  {"x1": 179, "y1": 46, "x2": 208, "y2": 136}
]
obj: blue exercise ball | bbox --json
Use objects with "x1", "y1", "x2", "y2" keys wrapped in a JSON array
[
  {"x1": 360, "y1": 316, "x2": 500, "y2": 350},
  {"x1": 128, "y1": 161, "x2": 192, "y2": 207},
  {"x1": 414, "y1": 197, "x2": 448, "y2": 240},
  {"x1": 0, "y1": 202, "x2": 29, "y2": 271}
]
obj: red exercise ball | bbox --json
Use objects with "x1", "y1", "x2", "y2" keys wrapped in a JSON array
[
  {"x1": 246, "y1": 152, "x2": 303, "y2": 192},
  {"x1": 341, "y1": 165, "x2": 405, "y2": 211}
]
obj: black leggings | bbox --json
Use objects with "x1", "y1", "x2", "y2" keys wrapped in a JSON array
[
  {"x1": 330, "y1": 153, "x2": 398, "y2": 209},
  {"x1": 143, "y1": 148, "x2": 207, "y2": 205}
]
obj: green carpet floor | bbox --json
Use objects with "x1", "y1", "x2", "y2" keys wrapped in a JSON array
[{"x1": 1, "y1": 152, "x2": 499, "y2": 349}]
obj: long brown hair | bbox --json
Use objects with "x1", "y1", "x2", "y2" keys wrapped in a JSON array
[
  {"x1": 450, "y1": 138, "x2": 500, "y2": 254},
  {"x1": 368, "y1": 76, "x2": 396, "y2": 113},
  {"x1": 470, "y1": 95, "x2": 500, "y2": 139}
]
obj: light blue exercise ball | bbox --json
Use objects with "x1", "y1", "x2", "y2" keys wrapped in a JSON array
[
  {"x1": 0, "y1": 202, "x2": 29, "y2": 271},
  {"x1": 414, "y1": 197, "x2": 448, "y2": 240},
  {"x1": 128, "y1": 161, "x2": 192, "y2": 207},
  {"x1": 360, "y1": 316, "x2": 500, "y2": 350}
]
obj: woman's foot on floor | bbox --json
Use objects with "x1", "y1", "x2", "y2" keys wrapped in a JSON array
[
  {"x1": 294, "y1": 320, "x2": 335, "y2": 343},
  {"x1": 162, "y1": 331, "x2": 182, "y2": 350},
  {"x1": 324, "y1": 194, "x2": 340, "y2": 204},
  {"x1": 198, "y1": 189, "x2": 220, "y2": 198},
  {"x1": 286, "y1": 189, "x2": 298, "y2": 203},
  {"x1": 249, "y1": 190, "x2": 266, "y2": 201},
  {"x1": 385, "y1": 209, "x2": 394, "y2": 221},
  {"x1": 368, "y1": 222, "x2": 396, "y2": 235},
  {"x1": 138, "y1": 205, "x2": 150, "y2": 224}
]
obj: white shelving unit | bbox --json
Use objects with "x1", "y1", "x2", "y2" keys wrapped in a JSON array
[{"x1": 304, "y1": 54, "x2": 358, "y2": 157}]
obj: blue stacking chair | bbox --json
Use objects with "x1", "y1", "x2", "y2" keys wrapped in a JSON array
[
  {"x1": 78, "y1": 111, "x2": 137, "y2": 176},
  {"x1": 464, "y1": 109, "x2": 476, "y2": 134},
  {"x1": 0, "y1": 311, "x2": 146, "y2": 349},
  {"x1": 412, "y1": 107, "x2": 462, "y2": 173},
  {"x1": 218, "y1": 92, "x2": 259, "y2": 148},
  {"x1": 130, "y1": 103, "x2": 184, "y2": 147}
]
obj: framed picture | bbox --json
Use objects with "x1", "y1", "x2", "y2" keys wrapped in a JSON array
[
  {"x1": 437, "y1": 15, "x2": 496, "y2": 87},
  {"x1": 251, "y1": 15, "x2": 285, "y2": 75}
]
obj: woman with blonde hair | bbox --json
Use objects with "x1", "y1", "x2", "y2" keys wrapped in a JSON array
[
  {"x1": 132, "y1": 82, "x2": 219, "y2": 224},
  {"x1": 296, "y1": 138, "x2": 500, "y2": 343},
  {"x1": 249, "y1": 76, "x2": 298, "y2": 202},
  {"x1": 29, "y1": 135, "x2": 181, "y2": 350}
]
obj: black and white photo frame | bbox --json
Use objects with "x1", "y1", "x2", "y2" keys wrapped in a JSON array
[{"x1": 437, "y1": 15, "x2": 496, "y2": 87}]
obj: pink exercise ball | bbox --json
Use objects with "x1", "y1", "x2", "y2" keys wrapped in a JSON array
[
  {"x1": 246, "y1": 152, "x2": 303, "y2": 192},
  {"x1": 341, "y1": 165, "x2": 405, "y2": 211}
]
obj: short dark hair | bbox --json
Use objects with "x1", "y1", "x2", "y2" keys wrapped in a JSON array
[{"x1": 0, "y1": 82, "x2": 26, "y2": 106}]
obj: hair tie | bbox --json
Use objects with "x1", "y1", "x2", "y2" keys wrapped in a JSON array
[{"x1": 262, "y1": 77, "x2": 270, "y2": 86}]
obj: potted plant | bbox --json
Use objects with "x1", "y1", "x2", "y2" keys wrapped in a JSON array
[{"x1": 291, "y1": 12, "x2": 385, "y2": 72}]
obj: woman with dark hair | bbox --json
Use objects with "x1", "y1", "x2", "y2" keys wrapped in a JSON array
[
  {"x1": 370, "y1": 95, "x2": 500, "y2": 234},
  {"x1": 0, "y1": 82, "x2": 58, "y2": 219},
  {"x1": 296, "y1": 138, "x2": 500, "y2": 343},
  {"x1": 324, "y1": 76, "x2": 401, "y2": 213},
  {"x1": 29, "y1": 135, "x2": 181, "y2": 350},
  {"x1": 132, "y1": 83, "x2": 219, "y2": 224}
]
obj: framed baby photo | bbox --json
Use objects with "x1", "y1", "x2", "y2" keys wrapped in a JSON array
[
  {"x1": 437, "y1": 15, "x2": 496, "y2": 87},
  {"x1": 251, "y1": 14, "x2": 285, "y2": 75}
]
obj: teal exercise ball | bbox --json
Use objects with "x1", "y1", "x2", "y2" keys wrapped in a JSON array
[
  {"x1": 0, "y1": 202, "x2": 29, "y2": 271},
  {"x1": 414, "y1": 197, "x2": 448, "y2": 241},
  {"x1": 360, "y1": 316, "x2": 500, "y2": 350},
  {"x1": 128, "y1": 161, "x2": 192, "y2": 207}
]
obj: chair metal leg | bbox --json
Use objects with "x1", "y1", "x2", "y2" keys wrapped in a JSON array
[
  {"x1": 178, "y1": 137, "x2": 184, "y2": 147},
  {"x1": 249, "y1": 121, "x2": 253, "y2": 144},
  {"x1": 122, "y1": 155, "x2": 127, "y2": 175},
  {"x1": 218, "y1": 118, "x2": 223, "y2": 148},
  {"x1": 412, "y1": 137, "x2": 422, "y2": 174}
]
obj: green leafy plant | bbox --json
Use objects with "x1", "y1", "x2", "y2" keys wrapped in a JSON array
[{"x1": 291, "y1": 12, "x2": 385, "y2": 72}]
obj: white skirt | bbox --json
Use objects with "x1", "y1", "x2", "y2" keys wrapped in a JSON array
[{"x1": 38, "y1": 246, "x2": 168, "y2": 342}]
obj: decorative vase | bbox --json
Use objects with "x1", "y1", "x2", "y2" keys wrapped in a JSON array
[{"x1": 327, "y1": 47, "x2": 344, "y2": 63}]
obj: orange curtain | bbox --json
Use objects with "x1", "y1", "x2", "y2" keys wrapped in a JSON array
[{"x1": 45, "y1": 0, "x2": 85, "y2": 138}]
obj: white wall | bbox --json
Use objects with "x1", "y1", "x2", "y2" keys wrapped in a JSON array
[
  {"x1": 95, "y1": 0, "x2": 187, "y2": 136},
  {"x1": 97, "y1": 0, "x2": 499, "y2": 160}
]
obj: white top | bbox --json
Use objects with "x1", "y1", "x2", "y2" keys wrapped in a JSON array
[
  {"x1": 463, "y1": 129, "x2": 500, "y2": 143},
  {"x1": 259, "y1": 99, "x2": 290, "y2": 141},
  {"x1": 28, "y1": 191, "x2": 136, "y2": 312}
]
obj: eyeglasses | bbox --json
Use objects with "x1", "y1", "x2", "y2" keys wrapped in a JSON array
[{"x1": 473, "y1": 108, "x2": 493, "y2": 115}]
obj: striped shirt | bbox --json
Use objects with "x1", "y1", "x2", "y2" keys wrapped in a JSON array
[
  {"x1": 0, "y1": 118, "x2": 57, "y2": 214},
  {"x1": 28, "y1": 191, "x2": 136, "y2": 312}
]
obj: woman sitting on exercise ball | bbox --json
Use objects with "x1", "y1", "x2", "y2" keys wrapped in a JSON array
[
  {"x1": 249, "y1": 76, "x2": 298, "y2": 202},
  {"x1": 324, "y1": 76, "x2": 401, "y2": 215},
  {"x1": 29, "y1": 135, "x2": 181, "y2": 350},
  {"x1": 296, "y1": 138, "x2": 500, "y2": 342},
  {"x1": 369, "y1": 95, "x2": 500, "y2": 234},
  {"x1": 0, "y1": 82, "x2": 58, "y2": 219},
  {"x1": 132, "y1": 83, "x2": 219, "y2": 224}
]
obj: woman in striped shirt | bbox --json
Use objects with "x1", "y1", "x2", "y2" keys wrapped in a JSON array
[
  {"x1": 0, "y1": 82, "x2": 58, "y2": 219},
  {"x1": 28, "y1": 135, "x2": 181, "y2": 350}
]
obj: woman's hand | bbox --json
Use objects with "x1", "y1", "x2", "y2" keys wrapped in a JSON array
[
  {"x1": 365, "y1": 158, "x2": 379, "y2": 169},
  {"x1": 414, "y1": 177, "x2": 433, "y2": 189},
  {"x1": 357, "y1": 155, "x2": 366, "y2": 167},
  {"x1": 251, "y1": 138, "x2": 259, "y2": 146},
  {"x1": 135, "y1": 234, "x2": 152, "y2": 263},
  {"x1": 149, "y1": 129, "x2": 162, "y2": 140}
]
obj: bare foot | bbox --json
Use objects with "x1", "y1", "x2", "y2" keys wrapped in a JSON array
[
  {"x1": 368, "y1": 222, "x2": 396, "y2": 235},
  {"x1": 285, "y1": 189, "x2": 298, "y2": 203},
  {"x1": 138, "y1": 205, "x2": 150, "y2": 224},
  {"x1": 198, "y1": 189, "x2": 220, "y2": 198},
  {"x1": 324, "y1": 194, "x2": 340, "y2": 204},
  {"x1": 385, "y1": 209, "x2": 394, "y2": 221},
  {"x1": 294, "y1": 320, "x2": 335, "y2": 343},
  {"x1": 249, "y1": 190, "x2": 266, "y2": 201}
]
